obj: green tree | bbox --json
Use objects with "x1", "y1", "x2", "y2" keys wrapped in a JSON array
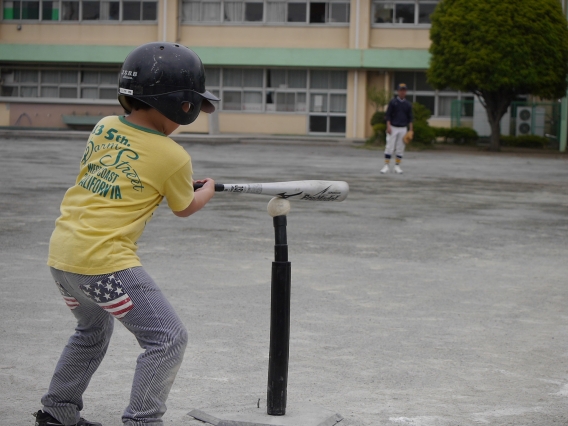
[
  {"x1": 412, "y1": 102, "x2": 436, "y2": 145},
  {"x1": 428, "y1": 0, "x2": 568, "y2": 151},
  {"x1": 367, "y1": 86, "x2": 391, "y2": 112},
  {"x1": 367, "y1": 86, "x2": 391, "y2": 145}
]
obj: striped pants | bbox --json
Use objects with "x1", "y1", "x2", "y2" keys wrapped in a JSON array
[{"x1": 42, "y1": 267, "x2": 188, "y2": 425}]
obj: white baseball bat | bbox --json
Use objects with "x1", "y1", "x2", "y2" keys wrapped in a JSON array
[{"x1": 194, "y1": 180, "x2": 349, "y2": 202}]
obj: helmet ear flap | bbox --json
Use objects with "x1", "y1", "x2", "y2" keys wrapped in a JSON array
[
  {"x1": 118, "y1": 95, "x2": 133, "y2": 113},
  {"x1": 183, "y1": 94, "x2": 203, "y2": 124},
  {"x1": 156, "y1": 91, "x2": 202, "y2": 125},
  {"x1": 200, "y1": 99, "x2": 216, "y2": 114}
]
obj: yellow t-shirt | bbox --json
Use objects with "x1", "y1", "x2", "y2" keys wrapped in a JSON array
[{"x1": 48, "y1": 115, "x2": 194, "y2": 275}]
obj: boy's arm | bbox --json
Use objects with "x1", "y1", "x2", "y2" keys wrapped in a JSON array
[{"x1": 173, "y1": 178, "x2": 215, "y2": 217}]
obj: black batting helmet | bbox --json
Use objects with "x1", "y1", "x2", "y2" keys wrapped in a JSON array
[{"x1": 118, "y1": 42, "x2": 219, "y2": 125}]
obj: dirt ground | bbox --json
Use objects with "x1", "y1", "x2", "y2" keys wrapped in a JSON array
[{"x1": 1, "y1": 136, "x2": 567, "y2": 426}]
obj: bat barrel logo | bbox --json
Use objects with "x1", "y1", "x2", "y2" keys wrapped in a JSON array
[
  {"x1": 299, "y1": 186, "x2": 342, "y2": 201},
  {"x1": 227, "y1": 184, "x2": 263, "y2": 194}
]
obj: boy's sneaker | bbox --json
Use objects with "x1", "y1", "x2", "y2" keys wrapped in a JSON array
[
  {"x1": 33, "y1": 410, "x2": 102, "y2": 426},
  {"x1": 394, "y1": 165, "x2": 403, "y2": 174},
  {"x1": 380, "y1": 164, "x2": 390, "y2": 174}
]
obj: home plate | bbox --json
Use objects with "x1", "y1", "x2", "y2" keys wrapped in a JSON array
[{"x1": 188, "y1": 401, "x2": 343, "y2": 426}]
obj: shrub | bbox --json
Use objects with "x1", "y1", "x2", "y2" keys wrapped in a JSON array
[
  {"x1": 371, "y1": 111, "x2": 386, "y2": 126},
  {"x1": 430, "y1": 127, "x2": 479, "y2": 144},
  {"x1": 413, "y1": 121, "x2": 437, "y2": 145},
  {"x1": 367, "y1": 86, "x2": 391, "y2": 112},
  {"x1": 500, "y1": 135, "x2": 549, "y2": 148},
  {"x1": 447, "y1": 127, "x2": 479, "y2": 144},
  {"x1": 413, "y1": 102, "x2": 432, "y2": 122},
  {"x1": 411, "y1": 102, "x2": 435, "y2": 145},
  {"x1": 431, "y1": 126, "x2": 450, "y2": 142},
  {"x1": 366, "y1": 110, "x2": 386, "y2": 147},
  {"x1": 366, "y1": 123, "x2": 386, "y2": 145},
  {"x1": 373, "y1": 123, "x2": 386, "y2": 138},
  {"x1": 432, "y1": 126, "x2": 450, "y2": 138}
]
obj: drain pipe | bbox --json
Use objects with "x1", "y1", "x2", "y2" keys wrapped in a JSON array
[
  {"x1": 162, "y1": 0, "x2": 168, "y2": 41},
  {"x1": 352, "y1": 0, "x2": 361, "y2": 138}
]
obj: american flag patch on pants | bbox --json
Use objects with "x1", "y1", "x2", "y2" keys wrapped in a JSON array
[
  {"x1": 56, "y1": 280, "x2": 80, "y2": 310},
  {"x1": 80, "y1": 274, "x2": 134, "y2": 319}
]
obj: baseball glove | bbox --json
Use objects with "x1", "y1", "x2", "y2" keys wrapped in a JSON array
[{"x1": 403, "y1": 130, "x2": 414, "y2": 144}]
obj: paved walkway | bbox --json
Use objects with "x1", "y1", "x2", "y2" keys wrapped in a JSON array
[{"x1": 0, "y1": 137, "x2": 567, "y2": 425}]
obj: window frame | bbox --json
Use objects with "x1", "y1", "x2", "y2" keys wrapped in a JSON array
[
  {"x1": 308, "y1": 69, "x2": 348, "y2": 135},
  {"x1": 0, "y1": 66, "x2": 121, "y2": 103},
  {"x1": 371, "y1": 0, "x2": 439, "y2": 27},
  {"x1": 1, "y1": 0, "x2": 158, "y2": 22},
  {"x1": 181, "y1": 0, "x2": 350, "y2": 26},
  {"x1": 265, "y1": 68, "x2": 308, "y2": 113},
  {"x1": 204, "y1": 66, "x2": 347, "y2": 134}
]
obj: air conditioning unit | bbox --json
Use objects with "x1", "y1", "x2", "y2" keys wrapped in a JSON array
[
  {"x1": 516, "y1": 107, "x2": 532, "y2": 136},
  {"x1": 516, "y1": 106, "x2": 545, "y2": 137}
]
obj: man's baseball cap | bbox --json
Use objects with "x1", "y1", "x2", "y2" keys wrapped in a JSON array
[{"x1": 397, "y1": 83, "x2": 408, "y2": 90}]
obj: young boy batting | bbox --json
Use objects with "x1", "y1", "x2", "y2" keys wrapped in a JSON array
[{"x1": 34, "y1": 42, "x2": 219, "y2": 426}]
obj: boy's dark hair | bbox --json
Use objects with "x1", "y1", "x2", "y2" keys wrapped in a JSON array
[{"x1": 126, "y1": 97, "x2": 152, "y2": 111}]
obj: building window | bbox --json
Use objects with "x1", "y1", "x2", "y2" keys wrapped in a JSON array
[
  {"x1": 221, "y1": 68, "x2": 264, "y2": 110},
  {"x1": 266, "y1": 69, "x2": 307, "y2": 112},
  {"x1": 204, "y1": 67, "x2": 347, "y2": 134},
  {"x1": 309, "y1": 69, "x2": 346, "y2": 133},
  {"x1": 221, "y1": 2, "x2": 263, "y2": 22},
  {"x1": 372, "y1": 0, "x2": 438, "y2": 25},
  {"x1": 0, "y1": 68, "x2": 120, "y2": 100},
  {"x1": 393, "y1": 71, "x2": 472, "y2": 118},
  {"x1": 2, "y1": 0, "x2": 157, "y2": 21},
  {"x1": 181, "y1": 0, "x2": 349, "y2": 24}
]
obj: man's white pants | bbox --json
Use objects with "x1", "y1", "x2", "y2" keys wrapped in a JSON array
[{"x1": 385, "y1": 125, "x2": 407, "y2": 159}]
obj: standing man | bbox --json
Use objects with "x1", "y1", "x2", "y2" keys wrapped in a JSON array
[{"x1": 381, "y1": 83, "x2": 413, "y2": 174}]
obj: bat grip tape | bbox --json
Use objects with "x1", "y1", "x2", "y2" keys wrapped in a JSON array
[{"x1": 193, "y1": 183, "x2": 224, "y2": 191}]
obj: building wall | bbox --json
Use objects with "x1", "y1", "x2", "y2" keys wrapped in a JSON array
[
  {"x1": 370, "y1": 29, "x2": 431, "y2": 49},
  {"x1": 346, "y1": 69, "x2": 369, "y2": 139},
  {"x1": 217, "y1": 113, "x2": 307, "y2": 135},
  {"x1": 179, "y1": 26, "x2": 350, "y2": 49},
  {"x1": 0, "y1": 103, "x2": 10, "y2": 126},
  {"x1": 0, "y1": 0, "x2": 440, "y2": 137},
  {"x1": 159, "y1": 0, "x2": 180, "y2": 42},
  {"x1": 0, "y1": 23, "x2": 158, "y2": 45},
  {"x1": 349, "y1": 0, "x2": 371, "y2": 49},
  {"x1": 173, "y1": 111, "x2": 321, "y2": 135},
  {"x1": 6, "y1": 103, "x2": 123, "y2": 128},
  {"x1": 366, "y1": 70, "x2": 388, "y2": 134}
]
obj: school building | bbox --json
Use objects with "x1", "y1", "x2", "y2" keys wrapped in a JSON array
[{"x1": 0, "y1": 0, "x2": 565, "y2": 146}]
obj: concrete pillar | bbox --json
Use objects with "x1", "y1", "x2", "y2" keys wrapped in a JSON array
[
  {"x1": 349, "y1": 0, "x2": 371, "y2": 49},
  {"x1": 158, "y1": 0, "x2": 179, "y2": 43},
  {"x1": 347, "y1": 70, "x2": 368, "y2": 139},
  {"x1": 347, "y1": 0, "x2": 371, "y2": 139}
]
